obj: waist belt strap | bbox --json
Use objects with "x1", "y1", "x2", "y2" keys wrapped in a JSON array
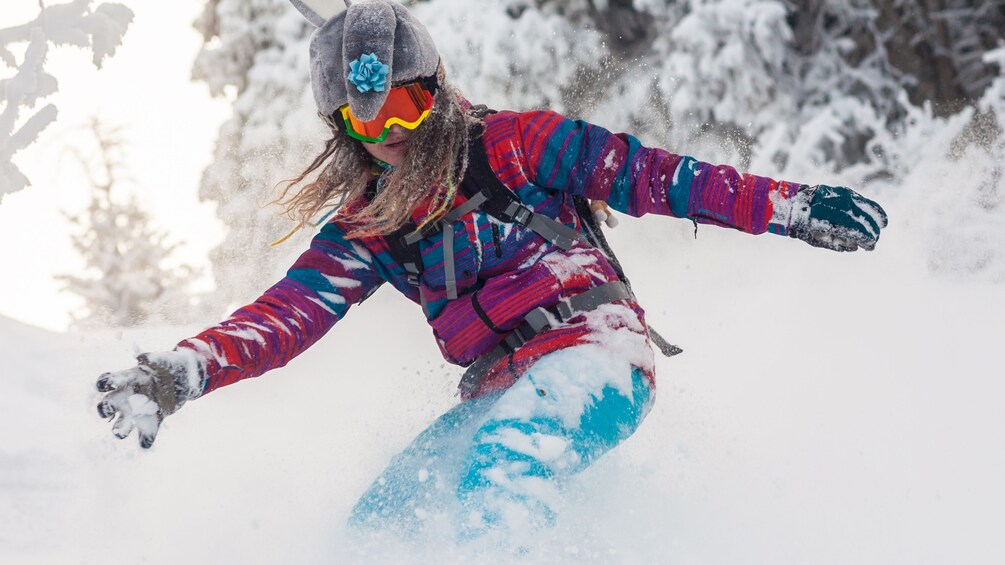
[{"x1": 457, "y1": 280, "x2": 632, "y2": 396}]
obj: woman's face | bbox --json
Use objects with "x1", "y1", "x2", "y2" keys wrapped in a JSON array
[{"x1": 360, "y1": 124, "x2": 412, "y2": 167}]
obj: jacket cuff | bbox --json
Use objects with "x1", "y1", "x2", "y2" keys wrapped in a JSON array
[
  {"x1": 147, "y1": 346, "x2": 209, "y2": 401},
  {"x1": 767, "y1": 183, "x2": 812, "y2": 236}
]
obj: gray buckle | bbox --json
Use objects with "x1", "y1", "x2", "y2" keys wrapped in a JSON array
[
  {"x1": 504, "y1": 202, "x2": 534, "y2": 226},
  {"x1": 502, "y1": 307, "x2": 551, "y2": 352},
  {"x1": 555, "y1": 299, "x2": 575, "y2": 320},
  {"x1": 503, "y1": 326, "x2": 532, "y2": 352},
  {"x1": 523, "y1": 307, "x2": 552, "y2": 333},
  {"x1": 403, "y1": 262, "x2": 421, "y2": 287}
]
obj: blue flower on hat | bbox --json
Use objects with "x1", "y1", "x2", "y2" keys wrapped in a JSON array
[{"x1": 347, "y1": 53, "x2": 390, "y2": 93}]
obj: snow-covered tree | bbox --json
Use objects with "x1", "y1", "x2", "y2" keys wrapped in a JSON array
[
  {"x1": 651, "y1": 0, "x2": 795, "y2": 162},
  {"x1": 421, "y1": 0, "x2": 901, "y2": 176},
  {"x1": 57, "y1": 118, "x2": 200, "y2": 327},
  {"x1": 748, "y1": 0, "x2": 908, "y2": 180},
  {"x1": 188, "y1": 0, "x2": 1005, "y2": 286},
  {"x1": 878, "y1": 0, "x2": 1005, "y2": 110},
  {"x1": 0, "y1": 0, "x2": 132, "y2": 197}
]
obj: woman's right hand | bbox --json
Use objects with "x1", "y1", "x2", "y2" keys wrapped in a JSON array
[{"x1": 96, "y1": 351, "x2": 202, "y2": 448}]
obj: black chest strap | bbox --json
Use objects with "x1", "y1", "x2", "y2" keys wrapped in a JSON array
[{"x1": 459, "y1": 132, "x2": 585, "y2": 250}]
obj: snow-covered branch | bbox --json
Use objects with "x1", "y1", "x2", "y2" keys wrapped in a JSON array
[{"x1": 0, "y1": 0, "x2": 133, "y2": 198}]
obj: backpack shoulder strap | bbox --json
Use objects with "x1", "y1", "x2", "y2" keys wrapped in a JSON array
[{"x1": 461, "y1": 121, "x2": 584, "y2": 251}]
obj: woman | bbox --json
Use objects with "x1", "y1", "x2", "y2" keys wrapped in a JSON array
[{"x1": 95, "y1": 0, "x2": 887, "y2": 542}]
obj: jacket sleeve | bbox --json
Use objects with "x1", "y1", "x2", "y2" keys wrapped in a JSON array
[
  {"x1": 512, "y1": 109, "x2": 805, "y2": 236},
  {"x1": 175, "y1": 221, "x2": 384, "y2": 396}
]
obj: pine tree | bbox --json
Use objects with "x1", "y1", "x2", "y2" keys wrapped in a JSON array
[{"x1": 57, "y1": 119, "x2": 199, "y2": 327}]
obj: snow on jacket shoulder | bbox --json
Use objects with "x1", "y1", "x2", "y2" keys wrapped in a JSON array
[{"x1": 177, "y1": 109, "x2": 802, "y2": 398}]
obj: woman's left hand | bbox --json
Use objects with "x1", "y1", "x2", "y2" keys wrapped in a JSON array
[
  {"x1": 589, "y1": 200, "x2": 619, "y2": 228},
  {"x1": 789, "y1": 185, "x2": 888, "y2": 252}
]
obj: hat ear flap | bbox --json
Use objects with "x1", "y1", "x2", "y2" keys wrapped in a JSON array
[{"x1": 290, "y1": 0, "x2": 350, "y2": 27}]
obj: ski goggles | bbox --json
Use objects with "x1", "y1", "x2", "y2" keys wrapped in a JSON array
[{"x1": 338, "y1": 80, "x2": 436, "y2": 143}]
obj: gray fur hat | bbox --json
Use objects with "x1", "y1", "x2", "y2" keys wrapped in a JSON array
[{"x1": 290, "y1": 0, "x2": 440, "y2": 121}]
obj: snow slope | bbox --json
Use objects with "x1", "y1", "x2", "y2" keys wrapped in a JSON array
[{"x1": 2, "y1": 193, "x2": 1004, "y2": 564}]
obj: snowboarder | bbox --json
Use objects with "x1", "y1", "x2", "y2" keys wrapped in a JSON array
[{"x1": 95, "y1": 0, "x2": 888, "y2": 544}]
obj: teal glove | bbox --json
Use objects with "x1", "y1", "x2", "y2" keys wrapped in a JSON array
[{"x1": 789, "y1": 185, "x2": 888, "y2": 252}]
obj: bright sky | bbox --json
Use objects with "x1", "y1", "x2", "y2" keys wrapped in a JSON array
[{"x1": 0, "y1": 1, "x2": 230, "y2": 331}]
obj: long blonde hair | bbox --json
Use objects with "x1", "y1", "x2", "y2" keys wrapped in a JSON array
[{"x1": 274, "y1": 74, "x2": 477, "y2": 238}]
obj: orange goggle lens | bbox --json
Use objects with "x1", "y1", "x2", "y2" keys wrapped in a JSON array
[{"x1": 339, "y1": 82, "x2": 434, "y2": 143}]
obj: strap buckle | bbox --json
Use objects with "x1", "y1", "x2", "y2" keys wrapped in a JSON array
[
  {"x1": 403, "y1": 262, "x2": 421, "y2": 287},
  {"x1": 404, "y1": 223, "x2": 442, "y2": 245},
  {"x1": 502, "y1": 326, "x2": 532, "y2": 353},
  {"x1": 505, "y1": 202, "x2": 534, "y2": 226},
  {"x1": 555, "y1": 299, "x2": 575, "y2": 320},
  {"x1": 501, "y1": 307, "x2": 552, "y2": 353}
]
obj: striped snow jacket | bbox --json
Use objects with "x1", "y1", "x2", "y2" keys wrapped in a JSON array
[{"x1": 177, "y1": 109, "x2": 803, "y2": 399}]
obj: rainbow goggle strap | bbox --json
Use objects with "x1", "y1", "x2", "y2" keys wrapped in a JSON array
[{"x1": 332, "y1": 77, "x2": 438, "y2": 143}]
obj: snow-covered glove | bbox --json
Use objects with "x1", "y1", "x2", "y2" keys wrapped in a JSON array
[
  {"x1": 96, "y1": 350, "x2": 204, "y2": 448},
  {"x1": 789, "y1": 185, "x2": 888, "y2": 252}
]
